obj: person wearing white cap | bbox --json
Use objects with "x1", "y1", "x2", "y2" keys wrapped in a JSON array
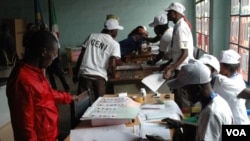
[
  {"x1": 147, "y1": 14, "x2": 173, "y2": 66},
  {"x1": 147, "y1": 60, "x2": 233, "y2": 141},
  {"x1": 198, "y1": 54, "x2": 220, "y2": 87},
  {"x1": 163, "y1": 2, "x2": 194, "y2": 109},
  {"x1": 73, "y1": 18, "x2": 124, "y2": 101},
  {"x1": 211, "y1": 49, "x2": 250, "y2": 124}
]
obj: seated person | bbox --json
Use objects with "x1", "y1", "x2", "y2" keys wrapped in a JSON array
[
  {"x1": 119, "y1": 25, "x2": 148, "y2": 61},
  {"x1": 147, "y1": 60, "x2": 233, "y2": 141}
]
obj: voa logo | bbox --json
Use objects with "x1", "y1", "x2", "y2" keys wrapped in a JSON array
[{"x1": 226, "y1": 129, "x2": 246, "y2": 136}]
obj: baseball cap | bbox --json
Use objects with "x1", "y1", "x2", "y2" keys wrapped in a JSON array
[
  {"x1": 164, "y1": 2, "x2": 185, "y2": 16},
  {"x1": 167, "y1": 60, "x2": 211, "y2": 89},
  {"x1": 104, "y1": 19, "x2": 124, "y2": 30},
  {"x1": 149, "y1": 14, "x2": 168, "y2": 27},
  {"x1": 199, "y1": 54, "x2": 220, "y2": 73},
  {"x1": 219, "y1": 49, "x2": 240, "y2": 64}
]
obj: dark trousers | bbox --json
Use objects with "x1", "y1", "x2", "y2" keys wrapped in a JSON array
[{"x1": 77, "y1": 74, "x2": 106, "y2": 102}]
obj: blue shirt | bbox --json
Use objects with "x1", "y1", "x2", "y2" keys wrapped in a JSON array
[{"x1": 119, "y1": 37, "x2": 143, "y2": 56}]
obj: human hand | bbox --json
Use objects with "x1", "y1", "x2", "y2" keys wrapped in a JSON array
[
  {"x1": 162, "y1": 118, "x2": 183, "y2": 129},
  {"x1": 146, "y1": 134, "x2": 165, "y2": 141},
  {"x1": 163, "y1": 70, "x2": 174, "y2": 80},
  {"x1": 72, "y1": 95, "x2": 79, "y2": 101}
]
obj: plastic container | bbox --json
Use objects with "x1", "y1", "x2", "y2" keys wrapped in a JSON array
[{"x1": 140, "y1": 88, "x2": 147, "y2": 102}]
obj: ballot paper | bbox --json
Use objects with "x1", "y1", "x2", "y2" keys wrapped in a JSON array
[
  {"x1": 141, "y1": 72, "x2": 166, "y2": 92},
  {"x1": 81, "y1": 97, "x2": 141, "y2": 127},
  {"x1": 70, "y1": 124, "x2": 140, "y2": 141}
]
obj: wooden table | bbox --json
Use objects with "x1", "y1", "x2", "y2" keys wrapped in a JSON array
[
  {"x1": 107, "y1": 63, "x2": 163, "y2": 94},
  {"x1": 123, "y1": 51, "x2": 157, "y2": 63},
  {"x1": 109, "y1": 63, "x2": 161, "y2": 84},
  {"x1": 64, "y1": 93, "x2": 175, "y2": 141}
]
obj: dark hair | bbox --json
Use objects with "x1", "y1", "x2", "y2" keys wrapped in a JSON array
[
  {"x1": 128, "y1": 26, "x2": 145, "y2": 37},
  {"x1": 221, "y1": 63, "x2": 240, "y2": 73},
  {"x1": 24, "y1": 30, "x2": 58, "y2": 59}
]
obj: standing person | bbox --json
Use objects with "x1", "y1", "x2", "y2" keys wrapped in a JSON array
[
  {"x1": 46, "y1": 32, "x2": 70, "y2": 91},
  {"x1": 147, "y1": 60, "x2": 233, "y2": 141},
  {"x1": 163, "y1": 2, "x2": 194, "y2": 109},
  {"x1": 146, "y1": 14, "x2": 173, "y2": 67},
  {"x1": 0, "y1": 24, "x2": 16, "y2": 63},
  {"x1": 6, "y1": 30, "x2": 80, "y2": 141},
  {"x1": 213, "y1": 49, "x2": 250, "y2": 124},
  {"x1": 73, "y1": 18, "x2": 123, "y2": 101}
]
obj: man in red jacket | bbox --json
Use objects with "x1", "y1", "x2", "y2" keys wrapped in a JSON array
[{"x1": 6, "y1": 30, "x2": 79, "y2": 141}]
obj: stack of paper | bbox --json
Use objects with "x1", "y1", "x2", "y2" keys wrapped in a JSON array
[{"x1": 81, "y1": 97, "x2": 141, "y2": 126}]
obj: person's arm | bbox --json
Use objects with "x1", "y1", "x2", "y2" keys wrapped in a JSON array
[
  {"x1": 147, "y1": 51, "x2": 164, "y2": 65},
  {"x1": 72, "y1": 47, "x2": 85, "y2": 83},
  {"x1": 162, "y1": 117, "x2": 197, "y2": 129},
  {"x1": 164, "y1": 49, "x2": 188, "y2": 79},
  {"x1": 146, "y1": 118, "x2": 197, "y2": 141},
  {"x1": 145, "y1": 35, "x2": 161, "y2": 43},
  {"x1": 107, "y1": 56, "x2": 117, "y2": 78},
  {"x1": 238, "y1": 88, "x2": 250, "y2": 99}
]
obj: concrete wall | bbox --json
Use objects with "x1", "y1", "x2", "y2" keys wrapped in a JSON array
[{"x1": 0, "y1": 0, "x2": 194, "y2": 49}]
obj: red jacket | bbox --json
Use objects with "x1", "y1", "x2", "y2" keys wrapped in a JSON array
[{"x1": 6, "y1": 62, "x2": 72, "y2": 141}]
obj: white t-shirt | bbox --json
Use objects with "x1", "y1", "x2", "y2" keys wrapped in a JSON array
[
  {"x1": 213, "y1": 74, "x2": 250, "y2": 124},
  {"x1": 196, "y1": 95, "x2": 233, "y2": 141},
  {"x1": 170, "y1": 18, "x2": 194, "y2": 70},
  {"x1": 159, "y1": 27, "x2": 173, "y2": 59},
  {"x1": 80, "y1": 33, "x2": 121, "y2": 81}
]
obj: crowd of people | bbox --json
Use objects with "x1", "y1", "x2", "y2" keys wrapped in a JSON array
[{"x1": 4, "y1": 1, "x2": 250, "y2": 141}]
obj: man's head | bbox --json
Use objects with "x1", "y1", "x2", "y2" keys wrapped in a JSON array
[
  {"x1": 149, "y1": 14, "x2": 169, "y2": 36},
  {"x1": 199, "y1": 54, "x2": 220, "y2": 76},
  {"x1": 103, "y1": 18, "x2": 124, "y2": 38},
  {"x1": 167, "y1": 60, "x2": 211, "y2": 103},
  {"x1": 24, "y1": 30, "x2": 59, "y2": 68},
  {"x1": 219, "y1": 49, "x2": 241, "y2": 77},
  {"x1": 165, "y1": 2, "x2": 185, "y2": 22}
]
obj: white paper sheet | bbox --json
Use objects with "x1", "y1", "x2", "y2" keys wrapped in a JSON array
[
  {"x1": 138, "y1": 100, "x2": 183, "y2": 122},
  {"x1": 141, "y1": 73, "x2": 166, "y2": 92},
  {"x1": 70, "y1": 124, "x2": 140, "y2": 141}
]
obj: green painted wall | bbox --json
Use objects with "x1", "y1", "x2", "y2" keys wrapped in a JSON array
[
  {"x1": 0, "y1": 0, "x2": 233, "y2": 61},
  {"x1": 209, "y1": 0, "x2": 231, "y2": 58},
  {"x1": 0, "y1": 0, "x2": 194, "y2": 49}
]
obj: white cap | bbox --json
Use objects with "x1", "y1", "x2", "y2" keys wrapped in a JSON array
[
  {"x1": 199, "y1": 54, "x2": 220, "y2": 73},
  {"x1": 104, "y1": 19, "x2": 124, "y2": 30},
  {"x1": 219, "y1": 49, "x2": 240, "y2": 64},
  {"x1": 167, "y1": 60, "x2": 211, "y2": 89},
  {"x1": 149, "y1": 14, "x2": 168, "y2": 27},
  {"x1": 164, "y1": 2, "x2": 185, "y2": 16}
]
